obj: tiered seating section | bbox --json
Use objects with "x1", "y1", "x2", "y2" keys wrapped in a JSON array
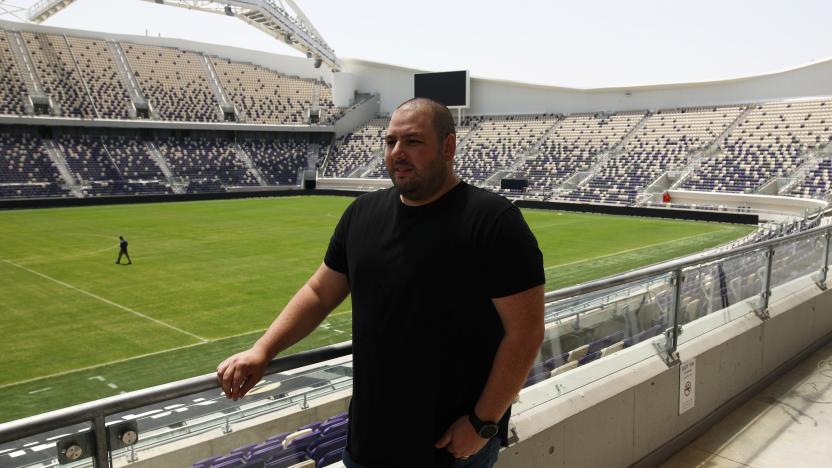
[
  {"x1": 790, "y1": 157, "x2": 832, "y2": 199},
  {"x1": 157, "y1": 136, "x2": 259, "y2": 190},
  {"x1": 65, "y1": 36, "x2": 132, "y2": 119},
  {"x1": 123, "y1": 44, "x2": 219, "y2": 122},
  {"x1": 0, "y1": 131, "x2": 67, "y2": 198},
  {"x1": 322, "y1": 119, "x2": 388, "y2": 178},
  {"x1": 240, "y1": 137, "x2": 308, "y2": 185},
  {"x1": 0, "y1": 30, "x2": 28, "y2": 115},
  {"x1": 682, "y1": 100, "x2": 832, "y2": 192},
  {"x1": 56, "y1": 134, "x2": 171, "y2": 196},
  {"x1": 520, "y1": 112, "x2": 644, "y2": 193},
  {"x1": 0, "y1": 27, "x2": 342, "y2": 125},
  {"x1": 454, "y1": 114, "x2": 558, "y2": 182},
  {"x1": 0, "y1": 126, "x2": 313, "y2": 198},
  {"x1": 563, "y1": 106, "x2": 743, "y2": 204},
  {"x1": 211, "y1": 57, "x2": 333, "y2": 125},
  {"x1": 21, "y1": 32, "x2": 97, "y2": 118},
  {"x1": 2, "y1": 24, "x2": 832, "y2": 206},
  {"x1": 194, "y1": 412, "x2": 348, "y2": 468}
]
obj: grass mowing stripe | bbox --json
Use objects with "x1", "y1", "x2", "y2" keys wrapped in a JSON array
[
  {"x1": 544, "y1": 227, "x2": 748, "y2": 289},
  {"x1": 2, "y1": 259, "x2": 208, "y2": 343},
  {"x1": 543, "y1": 229, "x2": 731, "y2": 271}
]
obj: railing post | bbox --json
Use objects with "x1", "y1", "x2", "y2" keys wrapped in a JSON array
[
  {"x1": 92, "y1": 415, "x2": 111, "y2": 468},
  {"x1": 757, "y1": 246, "x2": 775, "y2": 320},
  {"x1": 817, "y1": 232, "x2": 830, "y2": 289},
  {"x1": 662, "y1": 270, "x2": 683, "y2": 366}
]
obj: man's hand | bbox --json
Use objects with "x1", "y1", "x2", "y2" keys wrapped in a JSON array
[
  {"x1": 435, "y1": 415, "x2": 488, "y2": 460},
  {"x1": 216, "y1": 347, "x2": 270, "y2": 401}
]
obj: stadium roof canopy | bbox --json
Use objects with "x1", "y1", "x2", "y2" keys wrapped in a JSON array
[{"x1": 25, "y1": 0, "x2": 339, "y2": 70}]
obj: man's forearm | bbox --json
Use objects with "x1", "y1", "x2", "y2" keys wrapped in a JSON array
[
  {"x1": 474, "y1": 333, "x2": 542, "y2": 422},
  {"x1": 253, "y1": 264, "x2": 349, "y2": 359},
  {"x1": 252, "y1": 284, "x2": 333, "y2": 358}
]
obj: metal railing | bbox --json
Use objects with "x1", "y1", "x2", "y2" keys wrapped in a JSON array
[
  {"x1": 2, "y1": 221, "x2": 832, "y2": 467},
  {"x1": 0, "y1": 342, "x2": 352, "y2": 468},
  {"x1": 544, "y1": 221, "x2": 831, "y2": 363}
]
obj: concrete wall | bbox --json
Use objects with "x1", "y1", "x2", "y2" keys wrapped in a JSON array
[
  {"x1": 499, "y1": 275, "x2": 832, "y2": 468},
  {"x1": 333, "y1": 95, "x2": 380, "y2": 138},
  {"x1": 341, "y1": 57, "x2": 832, "y2": 116},
  {"x1": 666, "y1": 190, "x2": 827, "y2": 220}
]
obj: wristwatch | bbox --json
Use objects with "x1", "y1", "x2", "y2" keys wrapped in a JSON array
[{"x1": 468, "y1": 412, "x2": 499, "y2": 439}]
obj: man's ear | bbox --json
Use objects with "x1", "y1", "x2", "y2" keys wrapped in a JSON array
[{"x1": 443, "y1": 133, "x2": 457, "y2": 162}]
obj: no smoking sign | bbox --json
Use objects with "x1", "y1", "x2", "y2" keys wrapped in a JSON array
[{"x1": 679, "y1": 359, "x2": 696, "y2": 415}]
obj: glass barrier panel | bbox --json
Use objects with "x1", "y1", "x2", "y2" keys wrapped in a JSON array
[
  {"x1": 0, "y1": 422, "x2": 95, "y2": 468},
  {"x1": 676, "y1": 248, "x2": 767, "y2": 346},
  {"x1": 770, "y1": 234, "x2": 825, "y2": 288},
  {"x1": 515, "y1": 272, "x2": 673, "y2": 415},
  {"x1": 107, "y1": 360, "x2": 352, "y2": 466}
]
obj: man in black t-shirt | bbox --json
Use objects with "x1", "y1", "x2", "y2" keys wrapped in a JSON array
[
  {"x1": 115, "y1": 236, "x2": 132, "y2": 265},
  {"x1": 218, "y1": 98, "x2": 545, "y2": 468}
]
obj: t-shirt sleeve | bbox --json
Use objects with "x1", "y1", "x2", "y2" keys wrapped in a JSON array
[
  {"x1": 324, "y1": 201, "x2": 353, "y2": 275},
  {"x1": 483, "y1": 205, "x2": 545, "y2": 298}
]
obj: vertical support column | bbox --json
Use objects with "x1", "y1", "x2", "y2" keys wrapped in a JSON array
[
  {"x1": 817, "y1": 232, "x2": 830, "y2": 289},
  {"x1": 92, "y1": 415, "x2": 111, "y2": 468},
  {"x1": 756, "y1": 246, "x2": 775, "y2": 320},
  {"x1": 663, "y1": 270, "x2": 683, "y2": 365}
]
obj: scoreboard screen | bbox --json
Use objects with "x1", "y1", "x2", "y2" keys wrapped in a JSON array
[{"x1": 414, "y1": 70, "x2": 469, "y2": 108}]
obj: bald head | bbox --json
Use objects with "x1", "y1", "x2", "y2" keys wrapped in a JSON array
[{"x1": 395, "y1": 98, "x2": 456, "y2": 144}]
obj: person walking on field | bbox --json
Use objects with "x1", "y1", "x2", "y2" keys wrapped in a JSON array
[
  {"x1": 115, "y1": 236, "x2": 132, "y2": 265},
  {"x1": 217, "y1": 98, "x2": 545, "y2": 468}
]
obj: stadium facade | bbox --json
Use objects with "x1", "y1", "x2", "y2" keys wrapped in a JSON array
[{"x1": 1, "y1": 13, "x2": 832, "y2": 468}]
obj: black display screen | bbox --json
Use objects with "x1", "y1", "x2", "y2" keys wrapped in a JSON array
[{"x1": 414, "y1": 71, "x2": 469, "y2": 107}]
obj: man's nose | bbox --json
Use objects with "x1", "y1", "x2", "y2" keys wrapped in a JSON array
[{"x1": 390, "y1": 141, "x2": 406, "y2": 159}]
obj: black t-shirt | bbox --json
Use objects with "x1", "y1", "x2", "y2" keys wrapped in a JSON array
[
  {"x1": 120, "y1": 239, "x2": 128, "y2": 250},
  {"x1": 324, "y1": 182, "x2": 544, "y2": 468}
]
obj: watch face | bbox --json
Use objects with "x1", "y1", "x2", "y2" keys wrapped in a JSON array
[{"x1": 478, "y1": 424, "x2": 499, "y2": 439}]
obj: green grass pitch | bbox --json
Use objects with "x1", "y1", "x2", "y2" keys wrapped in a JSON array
[{"x1": 0, "y1": 195, "x2": 754, "y2": 422}]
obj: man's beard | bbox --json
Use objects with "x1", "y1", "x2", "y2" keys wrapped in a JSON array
[{"x1": 388, "y1": 154, "x2": 448, "y2": 202}]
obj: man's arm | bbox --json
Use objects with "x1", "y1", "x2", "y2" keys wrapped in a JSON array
[
  {"x1": 436, "y1": 284, "x2": 544, "y2": 458},
  {"x1": 217, "y1": 262, "x2": 349, "y2": 400}
]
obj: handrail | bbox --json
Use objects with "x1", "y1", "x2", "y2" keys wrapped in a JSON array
[{"x1": 0, "y1": 341, "x2": 352, "y2": 445}]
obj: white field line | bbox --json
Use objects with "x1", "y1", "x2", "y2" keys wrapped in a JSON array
[
  {"x1": 0, "y1": 308, "x2": 353, "y2": 390},
  {"x1": 0, "y1": 327, "x2": 269, "y2": 389},
  {"x1": 544, "y1": 230, "x2": 727, "y2": 272},
  {"x1": 2, "y1": 259, "x2": 207, "y2": 343}
]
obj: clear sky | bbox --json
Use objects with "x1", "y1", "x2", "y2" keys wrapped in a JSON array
[{"x1": 1, "y1": 0, "x2": 830, "y2": 88}]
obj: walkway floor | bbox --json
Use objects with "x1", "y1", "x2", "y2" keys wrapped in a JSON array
[{"x1": 661, "y1": 339, "x2": 832, "y2": 468}]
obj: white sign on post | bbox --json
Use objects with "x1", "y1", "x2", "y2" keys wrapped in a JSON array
[{"x1": 679, "y1": 359, "x2": 696, "y2": 415}]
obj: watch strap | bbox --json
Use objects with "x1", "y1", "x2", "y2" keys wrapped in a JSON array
[{"x1": 468, "y1": 413, "x2": 499, "y2": 439}]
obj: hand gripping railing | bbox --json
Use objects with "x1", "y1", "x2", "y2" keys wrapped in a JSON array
[{"x1": 0, "y1": 341, "x2": 352, "y2": 468}]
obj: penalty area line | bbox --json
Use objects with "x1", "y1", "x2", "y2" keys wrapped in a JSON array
[{"x1": 2, "y1": 259, "x2": 207, "y2": 343}]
